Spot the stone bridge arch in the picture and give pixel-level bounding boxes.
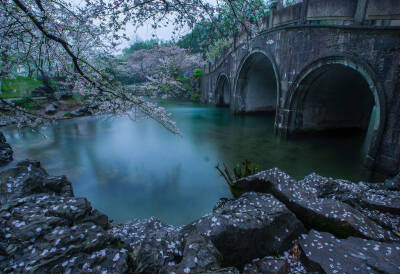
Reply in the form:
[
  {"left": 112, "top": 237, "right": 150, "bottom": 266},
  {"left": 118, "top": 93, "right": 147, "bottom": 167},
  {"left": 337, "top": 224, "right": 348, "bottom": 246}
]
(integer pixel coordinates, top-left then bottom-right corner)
[
  {"left": 215, "top": 73, "right": 231, "bottom": 107},
  {"left": 284, "top": 55, "right": 386, "bottom": 168},
  {"left": 201, "top": 2, "right": 400, "bottom": 175},
  {"left": 233, "top": 50, "right": 281, "bottom": 114}
]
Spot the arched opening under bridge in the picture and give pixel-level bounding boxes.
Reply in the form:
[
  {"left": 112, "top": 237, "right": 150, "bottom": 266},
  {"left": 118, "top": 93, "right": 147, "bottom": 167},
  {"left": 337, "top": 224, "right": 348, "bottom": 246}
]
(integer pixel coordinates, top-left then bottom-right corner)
[
  {"left": 289, "top": 63, "right": 382, "bottom": 163},
  {"left": 215, "top": 74, "right": 230, "bottom": 107},
  {"left": 235, "top": 52, "right": 279, "bottom": 113}
]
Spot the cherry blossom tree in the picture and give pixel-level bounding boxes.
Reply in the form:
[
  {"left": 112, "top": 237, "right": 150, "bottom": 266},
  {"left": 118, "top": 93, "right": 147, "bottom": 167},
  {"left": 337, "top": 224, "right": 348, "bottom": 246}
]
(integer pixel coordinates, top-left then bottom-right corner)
[{"left": 0, "top": 0, "right": 278, "bottom": 133}]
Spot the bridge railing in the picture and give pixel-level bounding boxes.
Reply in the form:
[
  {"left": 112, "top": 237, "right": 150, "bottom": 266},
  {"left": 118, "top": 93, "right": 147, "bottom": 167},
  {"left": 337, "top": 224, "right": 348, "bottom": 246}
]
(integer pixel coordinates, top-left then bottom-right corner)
[
  {"left": 205, "top": 0, "right": 400, "bottom": 73},
  {"left": 271, "top": 0, "right": 400, "bottom": 28}
]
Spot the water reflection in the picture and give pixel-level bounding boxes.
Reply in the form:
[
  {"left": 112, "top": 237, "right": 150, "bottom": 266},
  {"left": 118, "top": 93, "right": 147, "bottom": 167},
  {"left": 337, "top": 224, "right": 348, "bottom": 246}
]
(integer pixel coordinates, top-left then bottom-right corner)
[{"left": 2, "top": 101, "right": 384, "bottom": 225}]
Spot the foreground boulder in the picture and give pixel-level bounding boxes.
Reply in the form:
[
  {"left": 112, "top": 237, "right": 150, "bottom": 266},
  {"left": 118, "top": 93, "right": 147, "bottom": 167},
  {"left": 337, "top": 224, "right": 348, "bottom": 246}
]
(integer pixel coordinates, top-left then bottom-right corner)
[
  {"left": 0, "top": 160, "right": 73, "bottom": 201},
  {"left": 0, "top": 160, "right": 131, "bottom": 273},
  {"left": 244, "top": 258, "right": 289, "bottom": 274},
  {"left": 384, "top": 172, "right": 400, "bottom": 190},
  {"left": 234, "top": 168, "right": 399, "bottom": 242},
  {"left": 302, "top": 173, "right": 400, "bottom": 237},
  {"left": 299, "top": 230, "right": 400, "bottom": 273},
  {"left": 302, "top": 173, "right": 400, "bottom": 216},
  {"left": 0, "top": 132, "right": 13, "bottom": 165},
  {"left": 111, "top": 217, "right": 185, "bottom": 273},
  {"left": 184, "top": 192, "right": 306, "bottom": 268},
  {"left": 160, "top": 232, "right": 224, "bottom": 274},
  {"left": 110, "top": 217, "right": 239, "bottom": 273}
]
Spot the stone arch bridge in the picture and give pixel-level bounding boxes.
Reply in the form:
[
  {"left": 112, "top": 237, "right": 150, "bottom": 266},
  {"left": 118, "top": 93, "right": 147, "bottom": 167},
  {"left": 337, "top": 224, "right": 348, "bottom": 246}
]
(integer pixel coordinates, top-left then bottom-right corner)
[{"left": 200, "top": 0, "right": 400, "bottom": 175}]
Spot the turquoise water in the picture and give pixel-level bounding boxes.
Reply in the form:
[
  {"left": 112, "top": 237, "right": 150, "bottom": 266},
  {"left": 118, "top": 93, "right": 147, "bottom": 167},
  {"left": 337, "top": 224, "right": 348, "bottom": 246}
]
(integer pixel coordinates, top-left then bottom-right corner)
[{"left": 2, "top": 100, "right": 383, "bottom": 225}]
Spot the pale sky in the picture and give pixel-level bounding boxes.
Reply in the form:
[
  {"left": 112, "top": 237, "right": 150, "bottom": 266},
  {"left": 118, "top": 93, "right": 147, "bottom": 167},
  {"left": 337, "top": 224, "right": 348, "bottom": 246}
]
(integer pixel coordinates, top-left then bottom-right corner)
[{"left": 119, "top": 17, "right": 190, "bottom": 51}]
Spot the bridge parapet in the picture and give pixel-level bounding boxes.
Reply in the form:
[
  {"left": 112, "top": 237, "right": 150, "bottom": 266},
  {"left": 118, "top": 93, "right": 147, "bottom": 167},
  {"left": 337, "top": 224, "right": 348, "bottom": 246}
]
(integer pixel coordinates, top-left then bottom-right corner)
[
  {"left": 273, "top": 3, "right": 302, "bottom": 27},
  {"left": 366, "top": 0, "right": 400, "bottom": 25},
  {"left": 305, "top": 0, "right": 358, "bottom": 23},
  {"left": 207, "top": 0, "right": 400, "bottom": 72}
]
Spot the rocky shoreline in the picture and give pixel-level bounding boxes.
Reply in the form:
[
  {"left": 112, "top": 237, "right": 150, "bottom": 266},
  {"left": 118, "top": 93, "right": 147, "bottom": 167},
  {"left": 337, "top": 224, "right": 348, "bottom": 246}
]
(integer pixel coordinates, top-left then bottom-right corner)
[
  {"left": 0, "top": 95, "right": 94, "bottom": 128},
  {"left": 0, "top": 137, "right": 399, "bottom": 273}
]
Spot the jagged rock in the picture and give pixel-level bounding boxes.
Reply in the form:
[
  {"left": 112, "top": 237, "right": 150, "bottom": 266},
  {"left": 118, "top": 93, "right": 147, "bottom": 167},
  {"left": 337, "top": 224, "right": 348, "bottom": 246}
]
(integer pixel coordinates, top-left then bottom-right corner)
[
  {"left": 359, "top": 208, "right": 400, "bottom": 235},
  {"left": 184, "top": 192, "right": 305, "bottom": 268},
  {"left": 301, "top": 173, "right": 400, "bottom": 237},
  {"left": 110, "top": 217, "right": 184, "bottom": 273},
  {"left": 200, "top": 267, "right": 240, "bottom": 273},
  {"left": 0, "top": 160, "right": 131, "bottom": 273},
  {"left": 111, "top": 193, "right": 305, "bottom": 272},
  {"left": 384, "top": 172, "right": 400, "bottom": 190},
  {"left": 0, "top": 160, "right": 73, "bottom": 202},
  {"left": 302, "top": 173, "right": 400, "bottom": 215},
  {"left": 110, "top": 217, "right": 230, "bottom": 274},
  {"left": 244, "top": 257, "right": 289, "bottom": 274},
  {"left": 234, "top": 169, "right": 398, "bottom": 242},
  {"left": 0, "top": 132, "right": 13, "bottom": 165},
  {"left": 45, "top": 103, "right": 58, "bottom": 115},
  {"left": 160, "top": 232, "right": 223, "bottom": 274},
  {"left": 299, "top": 230, "right": 400, "bottom": 273}
]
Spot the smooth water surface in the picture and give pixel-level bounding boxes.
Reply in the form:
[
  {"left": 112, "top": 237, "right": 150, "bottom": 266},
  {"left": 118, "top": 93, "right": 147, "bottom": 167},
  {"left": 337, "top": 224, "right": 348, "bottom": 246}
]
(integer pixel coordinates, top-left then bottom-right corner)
[{"left": 2, "top": 100, "right": 381, "bottom": 225}]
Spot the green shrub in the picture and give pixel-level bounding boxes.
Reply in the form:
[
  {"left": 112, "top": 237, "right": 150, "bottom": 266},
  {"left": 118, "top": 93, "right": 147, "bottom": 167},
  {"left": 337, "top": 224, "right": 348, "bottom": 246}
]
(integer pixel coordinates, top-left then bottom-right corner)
[
  {"left": 190, "top": 93, "right": 201, "bottom": 102},
  {"left": 1, "top": 76, "right": 43, "bottom": 98},
  {"left": 64, "top": 112, "right": 71, "bottom": 117},
  {"left": 193, "top": 68, "right": 203, "bottom": 80},
  {"left": 216, "top": 160, "right": 260, "bottom": 198},
  {"left": 177, "top": 74, "right": 191, "bottom": 84}
]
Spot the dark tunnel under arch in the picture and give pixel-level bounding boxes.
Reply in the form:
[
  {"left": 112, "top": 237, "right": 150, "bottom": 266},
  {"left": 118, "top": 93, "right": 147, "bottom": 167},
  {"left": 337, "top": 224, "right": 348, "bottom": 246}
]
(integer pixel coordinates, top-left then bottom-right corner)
[
  {"left": 235, "top": 51, "right": 279, "bottom": 113},
  {"left": 286, "top": 58, "right": 386, "bottom": 167},
  {"left": 215, "top": 74, "right": 231, "bottom": 107}
]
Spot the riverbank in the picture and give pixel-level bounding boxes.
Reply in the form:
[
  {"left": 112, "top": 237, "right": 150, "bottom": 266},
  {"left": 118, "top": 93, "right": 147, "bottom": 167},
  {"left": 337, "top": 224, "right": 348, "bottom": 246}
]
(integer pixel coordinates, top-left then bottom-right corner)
[
  {"left": 1, "top": 135, "right": 399, "bottom": 273},
  {"left": 0, "top": 96, "right": 94, "bottom": 128}
]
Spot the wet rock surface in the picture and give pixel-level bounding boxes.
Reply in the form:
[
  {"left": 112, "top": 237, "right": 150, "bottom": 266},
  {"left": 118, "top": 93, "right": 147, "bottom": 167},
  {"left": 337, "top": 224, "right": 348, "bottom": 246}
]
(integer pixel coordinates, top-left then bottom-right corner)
[
  {"left": 185, "top": 192, "right": 305, "bottom": 268},
  {"left": 0, "top": 160, "right": 131, "bottom": 273},
  {"left": 110, "top": 217, "right": 238, "bottom": 273},
  {"left": 244, "top": 258, "right": 289, "bottom": 274},
  {"left": 299, "top": 230, "right": 400, "bottom": 273},
  {"left": 303, "top": 173, "right": 400, "bottom": 216},
  {"left": 110, "top": 217, "right": 184, "bottom": 273},
  {"left": 0, "top": 132, "right": 13, "bottom": 165},
  {"left": 1, "top": 159, "right": 399, "bottom": 273},
  {"left": 234, "top": 168, "right": 400, "bottom": 242}
]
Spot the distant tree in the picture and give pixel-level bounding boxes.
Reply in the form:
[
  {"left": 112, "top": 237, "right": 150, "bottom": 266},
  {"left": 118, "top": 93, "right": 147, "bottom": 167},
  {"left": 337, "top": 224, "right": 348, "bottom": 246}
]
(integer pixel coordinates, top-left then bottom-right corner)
[
  {"left": 177, "top": 0, "right": 272, "bottom": 57},
  {"left": 122, "top": 39, "right": 174, "bottom": 56}
]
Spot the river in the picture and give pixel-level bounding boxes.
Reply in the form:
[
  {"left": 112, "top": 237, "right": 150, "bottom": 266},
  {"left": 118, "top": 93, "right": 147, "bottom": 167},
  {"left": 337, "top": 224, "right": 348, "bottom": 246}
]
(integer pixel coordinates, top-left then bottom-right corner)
[{"left": 2, "top": 100, "right": 383, "bottom": 225}]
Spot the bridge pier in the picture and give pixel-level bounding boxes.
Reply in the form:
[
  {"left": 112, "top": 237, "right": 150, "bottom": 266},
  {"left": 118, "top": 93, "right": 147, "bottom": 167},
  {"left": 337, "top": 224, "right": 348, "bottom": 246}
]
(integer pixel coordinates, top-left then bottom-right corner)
[
  {"left": 274, "top": 108, "right": 295, "bottom": 137},
  {"left": 355, "top": 0, "right": 369, "bottom": 24}
]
